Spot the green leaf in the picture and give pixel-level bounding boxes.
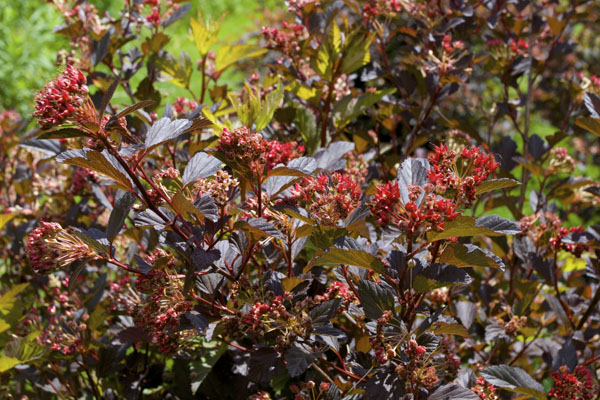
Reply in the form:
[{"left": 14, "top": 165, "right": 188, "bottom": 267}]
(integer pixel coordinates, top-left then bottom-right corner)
[
  {"left": 358, "top": 280, "right": 395, "bottom": 319},
  {"left": 190, "top": 342, "right": 228, "bottom": 394},
  {"left": 172, "top": 191, "right": 205, "bottom": 222},
  {"left": 439, "top": 243, "right": 505, "bottom": 270},
  {"left": 333, "top": 88, "right": 396, "bottom": 129},
  {"left": 0, "top": 283, "right": 28, "bottom": 334},
  {"left": 432, "top": 322, "right": 470, "bottom": 337},
  {"left": 575, "top": 117, "right": 600, "bottom": 137},
  {"left": 36, "top": 127, "right": 88, "bottom": 139},
  {"left": 0, "top": 356, "right": 20, "bottom": 372},
  {"left": 255, "top": 81, "right": 284, "bottom": 131},
  {"left": 56, "top": 149, "right": 133, "bottom": 190},
  {"left": 0, "top": 213, "right": 17, "bottom": 230},
  {"left": 153, "top": 51, "right": 193, "bottom": 89},
  {"left": 341, "top": 32, "right": 373, "bottom": 74},
  {"left": 480, "top": 365, "right": 546, "bottom": 399},
  {"left": 215, "top": 44, "right": 267, "bottom": 73},
  {"left": 295, "top": 106, "right": 319, "bottom": 154},
  {"left": 312, "top": 248, "right": 385, "bottom": 274},
  {"left": 312, "top": 23, "right": 342, "bottom": 79},
  {"left": 428, "top": 216, "right": 520, "bottom": 241},
  {"left": 190, "top": 13, "right": 222, "bottom": 56},
  {"left": 476, "top": 178, "right": 521, "bottom": 194}
]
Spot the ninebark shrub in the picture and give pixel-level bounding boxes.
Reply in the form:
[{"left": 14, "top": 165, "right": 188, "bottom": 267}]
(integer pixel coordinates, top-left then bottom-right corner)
[{"left": 1, "top": 0, "right": 600, "bottom": 399}]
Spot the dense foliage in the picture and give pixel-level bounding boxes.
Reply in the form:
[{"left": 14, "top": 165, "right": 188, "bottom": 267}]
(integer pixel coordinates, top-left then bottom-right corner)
[{"left": 1, "top": 0, "right": 600, "bottom": 399}]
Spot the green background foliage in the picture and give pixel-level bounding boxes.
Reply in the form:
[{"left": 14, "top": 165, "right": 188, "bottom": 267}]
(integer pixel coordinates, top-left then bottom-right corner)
[{"left": 0, "top": 0, "right": 282, "bottom": 115}]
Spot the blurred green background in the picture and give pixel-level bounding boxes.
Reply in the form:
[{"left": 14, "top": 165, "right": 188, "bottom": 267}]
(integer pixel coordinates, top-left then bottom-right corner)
[{"left": 0, "top": 0, "right": 282, "bottom": 116}]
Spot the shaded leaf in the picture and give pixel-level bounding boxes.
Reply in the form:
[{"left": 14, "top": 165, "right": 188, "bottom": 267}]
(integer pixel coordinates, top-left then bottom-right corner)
[
  {"left": 57, "top": 149, "right": 133, "bottom": 190},
  {"left": 116, "top": 100, "right": 155, "bottom": 118},
  {"left": 313, "top": 141, "right": 355, "bottom": 171},
  {"left": 193, "top": 194, "right": 219, "bottom": 222},
  {"left": 428, "top": 216, "right": 520, "bottom": 241},
  {"left": 358, "top": 280, "right": 395, "bottom": 319},
  {"left": 106, "top": 191, "right": 135, "bottom": 242},
  {"left": 428, "top": 384, "right": 478, "bottom": 400},
  {"left": 312, "top": 248, "right": 385, "bottom": 274},
  {"left": 480, "top": 365, "right": 546, "bottom": 399},
  {"left": 439, "top": 243, "right": 505, "bottom": 270},
  {"left": 476, "top": 178, "right": 520, "bottom": 195},
  {"left": 182, "top": 152, "right": 222, "bottom": 186},
  {"left": 235, "top": 218, "right": 285, "bottom": 240},
  {"left": 285, "top": 343, "right": 317, "bottom": 377},
  {"left": 145, "top": 117, "right": 192, "bottom": 149},
  {"left": 215, "top": 44, "right": 267, "bottom": 72},
  {"left": 310, "top": 298, "right": 342, "bottom": 326}
]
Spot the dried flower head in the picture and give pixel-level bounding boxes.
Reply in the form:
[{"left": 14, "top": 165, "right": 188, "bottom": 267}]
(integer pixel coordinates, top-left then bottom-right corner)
[{"left": 26, "top": 222, "right": 99, "bottom": 274}]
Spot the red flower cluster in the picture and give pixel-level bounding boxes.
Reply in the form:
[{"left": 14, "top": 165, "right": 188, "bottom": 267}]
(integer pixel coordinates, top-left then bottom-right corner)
[
  {"left": 264, "top": 140, "right": 305, "bottom": 170},
  {"left": 428, "top": 144, "right": 499, "bottom": 206},
  {"left": 314, "top": 281, "right": 358, "bottom": 306},
  {"left": 173, "top": 97, "right": 198, "bottom": 116},
  {"left": 217, "top": 127, "right": 303, "bottom": 178},
  {"left": 68, "top": 168, "right": 98, "bottom": 198},
  {"left": 362, "top": 0, "right": 402, "bottom": 18},
  {"left": 133, "top": 270, "right": 193, "bottom": 354},
  {"left": 217, "top": 127, "right": 266, "bottom": 174},
  {"left": 33, "top": 65, "right": 91, "bottom": 129},
  {"left": 549, "top": 365, "right": 596, "bottom": 400},
  {"left": 550, "top": 226, "right": 590, "bottom": 257},
  {"left": 146, "top": 8, "right": 161, "bottom": 26},
  {"left": 262, "top": 22, "right": 307, "bottom": 55},
  {"left": 290, "top": 172, "right": 362, "bottom": 225},
  {"left": 369, "top": 182, "right": 459, "bottom": 233},
  {"left": 472, "top": 377, "right": 499, "bottom": 400}
]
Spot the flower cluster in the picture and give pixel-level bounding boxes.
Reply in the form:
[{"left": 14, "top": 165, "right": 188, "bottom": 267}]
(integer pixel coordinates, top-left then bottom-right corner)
[
  {"left": 363, "top": 0, "right": 403, "bottom": 18},
  {"left": 394, "top": 339, "right": 439, "bottom": 390},
  {"left": 264, "top": 140, "right": 305, "bottom": 170},
  {"left": 173, "top": 97, "right": 198, "bottom": 116},
  {"left": 314, "top": 281, "right": 358, "bottom": 308},
  {"left": 471, "top": 377, "right": 499, "bottom": 400},
  {"left": 428, "top": 145, "right": 499, "bottom": 206},
  {"left": 287, "top": 0, "right": 320, "bottom": 13},
  {"left": 33, "top": 65, "right": 92, "bottom": 129},
  {"left": 548, "top": 147, "right": 576, "bottom": 175},
  {"left": 262, "top": 22, "right": 308, "bottom": 56},
  {"left": 68, "top": 168, "right": 98, "bottom": 198},
  {"left": 520, "top": 213, "right": 589, "bottom": 257},
  {"left": 371, "top": 310, "right": 396, "bottom": 363},
  {"left": 194, "top": 170, "right": 239, "bottom": 207},
  {"left": 26, "top": 222, "right": 98, "bottom": 274},
  {"left": 223, "top": 293, "right": 313, "bottom": 352},
  {"left": 550, "top": 226, "right": 589, "bottom": 257},
  {"left": 369, "top": 182, "right": 459, "bottom": 233},
  {"left": 290, "top": 172, "right": 362, "bottom": 225},
  {"left": 549, "top": 365, "right": 596, "bottom": 400},
  {"left": 132, "top": 269, "right": 193, "bottom": 354},
  {"left": 217, "top": 127, "right": 267, "bottom": 174}
]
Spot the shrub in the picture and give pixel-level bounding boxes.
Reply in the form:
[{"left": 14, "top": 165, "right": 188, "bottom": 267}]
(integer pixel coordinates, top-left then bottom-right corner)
[{"left": 1, "top": 0, "right": 600, "bottom": 399}]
